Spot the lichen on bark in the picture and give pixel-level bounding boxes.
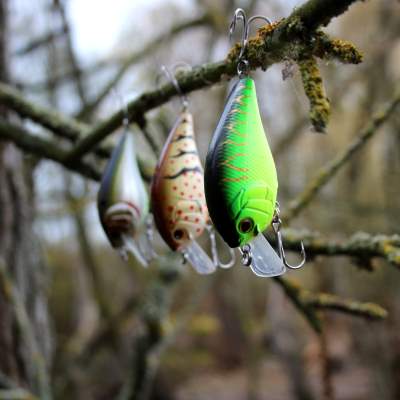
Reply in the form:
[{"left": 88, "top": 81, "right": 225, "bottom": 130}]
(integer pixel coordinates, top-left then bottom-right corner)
[
  {"left": 298, "top": 56, "right": 330, "bottom": 133},
  {"left": 313, "top": 31, "right": 363, "bottom": 64}
]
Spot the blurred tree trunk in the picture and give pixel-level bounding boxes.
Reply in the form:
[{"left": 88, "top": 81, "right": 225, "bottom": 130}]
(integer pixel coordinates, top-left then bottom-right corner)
[{"left": 0, "top": 0, "right": 52, "bottom": 391}]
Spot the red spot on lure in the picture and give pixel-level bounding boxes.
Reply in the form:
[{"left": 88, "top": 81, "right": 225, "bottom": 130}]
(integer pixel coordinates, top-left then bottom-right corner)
[{"left": 151, "top": 110, "right": 209, "bottom": 253}]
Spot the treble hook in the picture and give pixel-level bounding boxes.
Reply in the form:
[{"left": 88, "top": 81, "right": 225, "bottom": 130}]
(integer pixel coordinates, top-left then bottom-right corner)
[
  {"left": 158, "top": 64, "right": 189, "bottom": 110},
  {"left": 206, "top": 225, "right": 235, "bottom": 269},
  {"left": 271, "top": 203, "right": 306, "bottom": 269},
  {"left": 229, "top": 8, "right": 272, "bottom": 76}
]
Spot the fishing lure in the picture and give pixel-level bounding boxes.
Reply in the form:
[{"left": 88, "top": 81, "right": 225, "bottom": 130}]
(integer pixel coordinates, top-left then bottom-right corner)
[
  {"left": 204, "top": 9, "right": 305, "bottom": 277},
  {"left": 97, "top": 121, "right": 149, "bottom": 266},
  {"left": 151, "top": 66, "right": 234, "bottom": 274}
]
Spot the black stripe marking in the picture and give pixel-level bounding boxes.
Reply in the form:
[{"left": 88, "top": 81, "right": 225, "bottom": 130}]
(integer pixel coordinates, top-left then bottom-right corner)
[
  {"left": 171, "top": 149, "right": 198, "bottom": 158},
  {"left": 164, "top": 166, "right": 202, "bottom": 179},
  {"left": 173, "top": 134, "right": 194, "bottom": 142}
]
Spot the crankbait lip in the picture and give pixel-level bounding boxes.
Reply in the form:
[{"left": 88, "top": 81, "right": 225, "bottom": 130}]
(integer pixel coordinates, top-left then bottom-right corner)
[
  {"left": 103, "top": 201, "right": 141, "bottom": 232},
  {"left": 104, "top": 201, "right": 141, "bottom": 220}
]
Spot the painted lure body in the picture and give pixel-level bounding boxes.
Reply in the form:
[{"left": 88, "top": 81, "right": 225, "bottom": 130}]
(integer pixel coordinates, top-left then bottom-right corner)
[
  {"left": 205, "top": 76, "right": 285, "bottom": 277},
  {"left": 151, "top": 110, "right": 216, "bottom": 274},
  {"left": 98, "top": 129, "right": 149, "bottom": 265}
]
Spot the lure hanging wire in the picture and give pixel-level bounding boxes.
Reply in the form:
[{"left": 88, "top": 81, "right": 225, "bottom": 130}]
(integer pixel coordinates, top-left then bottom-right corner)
[
  {"left": 97, "top": 107, "right": 150, "bottom": 266},
  {"left": 151, "top": 65, "right": 235, "bottom": 274},
  {"left": 204, "top": 8, "right": 305, "bottom": 277}
]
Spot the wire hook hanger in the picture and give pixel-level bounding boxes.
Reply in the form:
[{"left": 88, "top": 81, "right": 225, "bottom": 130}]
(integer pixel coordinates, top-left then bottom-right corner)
[
  {"left": 111, "top": 88, "right": 130, "bottom": 129},
  {"left": 272, "top": 203, "right": 306, "bottom": 269},
  {"left": 158, "top": 64, "right": 190, "bottom": 110},
  {"left": 229, "top": 8, "right": 272, "bottom": 77}
]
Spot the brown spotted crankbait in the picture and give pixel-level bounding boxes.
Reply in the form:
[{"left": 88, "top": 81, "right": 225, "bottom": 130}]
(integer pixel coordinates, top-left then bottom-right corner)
[
  {"left": 150, "top": 65, "right": 235, "bottom": 273},
  {"left": 151, "top": 107, "right": 217, "bottom": 274}
]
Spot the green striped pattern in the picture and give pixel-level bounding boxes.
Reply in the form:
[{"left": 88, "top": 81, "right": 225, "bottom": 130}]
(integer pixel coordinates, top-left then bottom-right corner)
[{"left": 205, "top": 77, "right": 278, "bottom": 247}]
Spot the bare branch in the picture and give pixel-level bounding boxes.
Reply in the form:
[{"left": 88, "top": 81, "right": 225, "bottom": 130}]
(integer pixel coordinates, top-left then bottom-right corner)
[
  {"left": 14, "top": 27, "right": 66, "bottom": 56},
  {"left": 285, "top": 84, "right": 400, "bottom": 221},
  {"left": 0, "top": 82, "right": 89, "bottom": 140},
  {"left": 76, "top": 14, "right": 210, "bottom": 120},
  {"left": 305, "top": 293, "right": 388, "bottom": 320},
  {"left": 274, "top": 276, "right": 322, "bottom": 333},
  {"left": 274, "top": 275, "right": 387, "bottom": 334},
  {"left": 52, "top": 0, "right": 88, "bottom": 106},
  {"left": 0, "top": 119, "right": 101, "bottom": 180}
]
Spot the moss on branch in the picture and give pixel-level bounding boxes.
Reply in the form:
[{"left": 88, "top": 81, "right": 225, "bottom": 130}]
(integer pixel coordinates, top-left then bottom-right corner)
[
  {"left": 276, "top": 230, "right": 400, "bottom": 270},
  {"left": 298, "top": 56, "right": 330, "bottom": 132},
  {"left": 275, "top": 275, "right": 387, "bottom": 334},
  {"left": 313, "top": 31, "right": 363, "bottom": 64},
  {"left": 306, "top": 293, "right": 388, "bottom": 320}
]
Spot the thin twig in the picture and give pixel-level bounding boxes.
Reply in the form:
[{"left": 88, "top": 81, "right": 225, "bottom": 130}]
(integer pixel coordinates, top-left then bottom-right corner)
[
  {"left": 284, "top": 84, "right": 400, "bottom": 221},
  {"left": 76, "top": 14, "right": 210, "bottom": 120},
  {"left": 52, "top": 0, "right": 88, "bottom": 107},
  {"left": 14, "top": 27, "right": 67, "bottom": 56},
  {"left": 274, "top": 275, "right": 387, "bottom": 334}
]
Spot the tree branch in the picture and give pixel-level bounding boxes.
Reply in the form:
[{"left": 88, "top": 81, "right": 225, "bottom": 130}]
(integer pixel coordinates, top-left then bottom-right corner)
[
  {"left": 76, "top": 14, "right": 210, "bottom": 120},
  {"left": 0, "top": 0, "right": 363, "bottom": 165},
  {"left": 284, "top": 83, "right": 400, "bottom": 221},
  {"left": 0, "top": 259, "right": 52, "bottom": 400},
  {"left": 305, "top": 292, "right": 387, "bottom": 320},
  {"left": 0, "top": 119, "right": 101, "bottom": 180},
  {"left": 279, "top": 229, "right": 400, "bottom": 270},
  {"left": 52, "top": 0, "right": 88, "bottom": 107},
  {"left": 0, "top": 82, "right": 88, "bottom": 140},
  {"left": 64, "top": 0, "right": 362, "bottom": 162},
  {"left": 17, "top": 15, "right": 209, "bottom": 95},
  {"left": 14, "top": 27, "right": 67, "bottom": 56},
  {"left": 275, "top": 275, "right": 387, "bottom": 335},
  {"left": 274, "top": 276, "right": 322, "bottom": 333}
]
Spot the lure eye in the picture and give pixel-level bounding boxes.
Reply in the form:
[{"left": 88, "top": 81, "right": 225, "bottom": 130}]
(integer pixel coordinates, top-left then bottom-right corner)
[
  {"left": 173, "top": 229, "right": 185, "bottom": 241},
  {"left": 238, "top": 218, "right": 254, "bottom": 234}
]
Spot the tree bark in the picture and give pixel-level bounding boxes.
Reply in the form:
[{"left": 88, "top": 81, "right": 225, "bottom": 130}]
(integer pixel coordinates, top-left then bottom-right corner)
[{"left": 0, "top": 0, "right": 52, "bottom": 394}]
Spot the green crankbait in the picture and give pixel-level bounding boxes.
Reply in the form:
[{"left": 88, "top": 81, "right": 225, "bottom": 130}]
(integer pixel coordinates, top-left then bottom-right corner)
[
  {"left": 205, "top": 76, "right": 277, "bottom": 248},
  {"left": 204, "top": 9, "right": 305, "bottom": 277}
]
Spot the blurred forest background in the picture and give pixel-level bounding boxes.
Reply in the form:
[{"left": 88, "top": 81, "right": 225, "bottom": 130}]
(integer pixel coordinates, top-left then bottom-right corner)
[{"left": 0, "top": 0, "right": 399, "bottom": 399}]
